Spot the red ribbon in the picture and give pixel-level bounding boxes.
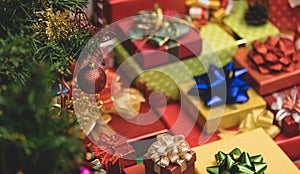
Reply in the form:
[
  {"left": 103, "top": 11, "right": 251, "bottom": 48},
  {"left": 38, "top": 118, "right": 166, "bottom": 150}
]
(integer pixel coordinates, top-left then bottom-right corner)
[
  {"left": 282, "top": 94, "right": 300, "bottom": 114},
  {"left": 86, "top": 133, "right": 131, "bottom": 172}
]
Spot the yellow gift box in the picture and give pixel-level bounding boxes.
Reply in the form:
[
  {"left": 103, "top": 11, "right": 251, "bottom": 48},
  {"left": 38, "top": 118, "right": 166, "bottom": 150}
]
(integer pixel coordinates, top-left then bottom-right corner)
[
  {"left": 180, "top": 82, "right": 266, "bottom": 134},
  {"left": 192, "top": 128, "right": 299, "bottom": 173}
]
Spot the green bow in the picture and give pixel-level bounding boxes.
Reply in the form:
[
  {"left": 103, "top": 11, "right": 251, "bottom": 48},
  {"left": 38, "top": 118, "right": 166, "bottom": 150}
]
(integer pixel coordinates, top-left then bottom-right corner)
[{"left": 206, "top": 148, "right": 267, "bottom": 174}]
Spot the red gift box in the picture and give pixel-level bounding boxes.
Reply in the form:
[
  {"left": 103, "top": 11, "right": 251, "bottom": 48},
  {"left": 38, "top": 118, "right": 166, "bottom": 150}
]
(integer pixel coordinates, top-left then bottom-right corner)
[
  {"left": 103, "top": 0, "right": 187, "bottom": 24},
  {"left": 85, "top": 133, "right": 137, "bottom": 172},
  {"left": 115, "top": 18, "right": 202, "bottom": 69},
  {"left": 108, "top": 102, "right": 169, "bottom": 142},
  {"left": 264, "top": 85, "right": 300, "bottom": 137},
  {"left": 233, "top": 46, "right": 300, "bottom": 95},
  {"left": 143, "top": 150, "right": 196, "bottom": 174},
  {"left": 268, "top": 0, "right": 300, "bottom": 31},
  {"left": 275, "top": 132, "right": 300, "bottom": 161}
]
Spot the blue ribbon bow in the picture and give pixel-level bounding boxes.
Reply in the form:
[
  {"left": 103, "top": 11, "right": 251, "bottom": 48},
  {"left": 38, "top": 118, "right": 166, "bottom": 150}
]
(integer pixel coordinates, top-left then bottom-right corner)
[
  {"left": 188, "top": 62, "right": 250, "bottom": 107},
  {"left": 52, "top": 81, "right": 69, "bottom": 96}
]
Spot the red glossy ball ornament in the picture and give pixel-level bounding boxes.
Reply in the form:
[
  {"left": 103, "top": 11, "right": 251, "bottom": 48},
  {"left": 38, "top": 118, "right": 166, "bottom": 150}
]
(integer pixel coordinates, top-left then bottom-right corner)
[{"left": 77, "top": 62, "right": 107, "bottom": 94}]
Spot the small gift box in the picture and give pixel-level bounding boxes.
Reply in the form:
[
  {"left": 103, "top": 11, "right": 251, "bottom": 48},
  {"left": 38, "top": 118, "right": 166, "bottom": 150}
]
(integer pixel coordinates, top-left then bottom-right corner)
[
  {"left": 264, "top": 86, "right": 300, "bottom": 137},
  {"left": 233, "top": 42, "right": 300, "bottom": 95},
  {"left": 193, "top": 128, "right": 299, "bottom": 173},
  {"left": 103, "top": 0, "right": 186, "bottom": 24},
  {"left": 180, "top": 62, "right": 266, "bottom": 133},
  {"left": 143, "top": 134, "right": 196, "bottom": 174},
  {"left": 115, "top": 10, "right": 202, "bottom": 69},
  {"left": 85, "top": 133, "right": 137, "bottom": 172},
  {"left": 223, "top": 0, "right": 279, "bottom": 48},
  {"left": 114, "top": 22, "right": 237, "bottom": 101}
]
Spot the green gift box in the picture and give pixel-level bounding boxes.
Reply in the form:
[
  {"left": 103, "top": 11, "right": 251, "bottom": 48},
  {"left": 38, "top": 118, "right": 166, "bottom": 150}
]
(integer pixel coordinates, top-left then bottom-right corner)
[
  {"left": 223, "top": 0, "right": 279, "bottom": 48},
  {"left": 114, "top": 22, "right": 237, "bottom": 101}
]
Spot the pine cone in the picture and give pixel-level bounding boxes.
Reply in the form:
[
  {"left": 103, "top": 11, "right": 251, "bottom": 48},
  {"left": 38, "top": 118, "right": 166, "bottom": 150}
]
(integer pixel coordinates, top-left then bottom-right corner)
[{"left": 245, "top": 2, "right": 269, "bottom": 26}]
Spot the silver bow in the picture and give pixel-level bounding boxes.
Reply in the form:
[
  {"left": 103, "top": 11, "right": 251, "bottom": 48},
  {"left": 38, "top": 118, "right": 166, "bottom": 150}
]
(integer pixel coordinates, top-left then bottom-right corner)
[
  {"left": 271, "top": 87, "right": 300, "bottom": 129},
  {"left": 147, "top": 134, "right": 192, "bottom": 170}
]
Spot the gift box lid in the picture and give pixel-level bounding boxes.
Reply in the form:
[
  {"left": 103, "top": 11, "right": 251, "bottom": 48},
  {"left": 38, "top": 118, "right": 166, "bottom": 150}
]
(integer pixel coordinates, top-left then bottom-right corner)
[{"left": 192, "top": 128, "right": 299, "bottom": 173}]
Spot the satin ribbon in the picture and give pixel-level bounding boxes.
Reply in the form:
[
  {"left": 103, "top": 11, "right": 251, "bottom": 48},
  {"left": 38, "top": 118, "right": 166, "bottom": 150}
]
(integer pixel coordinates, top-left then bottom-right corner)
[
  {"left": 128, "top": 4, "right": 191, "bottom": 48},
  {"left": 147, "top": 134, "right": 193, "bottom": 172},
  {"left": 206, "top": 148, "right": 267, "bottom": 174},
  {"left": 189, "top": 62, "right": 250, "bottom": 107},
  {"left": 218, "top": 108, "right": 280, "bottom": 139},
  {"left": 86, "top": 133, "right": 134, "bottom": 173},
  {"left": 271, "top": 87, "right": 300, "bottom": 129}
]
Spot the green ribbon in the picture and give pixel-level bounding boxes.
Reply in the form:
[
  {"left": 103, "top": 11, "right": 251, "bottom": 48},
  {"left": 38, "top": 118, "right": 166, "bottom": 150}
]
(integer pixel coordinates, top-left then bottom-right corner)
[{"left": 206, "top": 148, "right": 267, "bottom": 174}]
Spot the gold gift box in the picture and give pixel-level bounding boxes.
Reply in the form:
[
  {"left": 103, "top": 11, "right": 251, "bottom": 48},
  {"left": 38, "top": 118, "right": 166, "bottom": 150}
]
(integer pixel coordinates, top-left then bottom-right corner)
[
  {"left": 192, "top": 128, "right": 299, "bottom": 173},
  {"left": 180, "top": 82, "right": 266, "bottom": 134}
]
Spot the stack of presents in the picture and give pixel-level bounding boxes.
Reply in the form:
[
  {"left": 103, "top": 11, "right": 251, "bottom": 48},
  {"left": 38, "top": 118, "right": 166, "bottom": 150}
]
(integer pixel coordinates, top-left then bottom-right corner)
[{"left": 81, "top": 0, "right": 300, "bottom": 173}]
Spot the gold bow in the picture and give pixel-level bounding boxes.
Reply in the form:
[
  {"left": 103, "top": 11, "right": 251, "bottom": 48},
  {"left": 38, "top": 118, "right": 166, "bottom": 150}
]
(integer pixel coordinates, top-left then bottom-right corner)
[
  {"left": 271, "top": 87, "right": 300, "bottom": 128},
  {"left": 219, "top": 108, "right": 280, "bottom": 139},
  {"left": 147, "top": 134, "right": 192, "bottom": 172}
]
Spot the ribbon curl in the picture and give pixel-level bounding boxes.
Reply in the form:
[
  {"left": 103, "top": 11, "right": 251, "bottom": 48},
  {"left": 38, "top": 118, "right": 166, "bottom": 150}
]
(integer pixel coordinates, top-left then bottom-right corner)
[
  {"left": 147, "top": 134, "right": 193, "bottom": 172},
  {"left": 189, "top": 62, "right": 250, "bottom": 107},
  {"left": 271, "top": 87, "right": 300, "bottom": 129},
  {"left": 207, "top": 148, "right": 267, "bottom": 174}
]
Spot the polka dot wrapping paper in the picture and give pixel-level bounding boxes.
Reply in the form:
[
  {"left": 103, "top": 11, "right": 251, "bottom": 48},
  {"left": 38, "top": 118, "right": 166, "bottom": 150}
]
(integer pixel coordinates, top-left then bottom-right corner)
[
  {"left": 114, "top": 22, "right": 237, "bottom": 101},
  {"left": 269, "top": 0, "right": 300, "bottom": 31},
  {"left": 223, "top": 0, "right": 279, "bottom": 49}
]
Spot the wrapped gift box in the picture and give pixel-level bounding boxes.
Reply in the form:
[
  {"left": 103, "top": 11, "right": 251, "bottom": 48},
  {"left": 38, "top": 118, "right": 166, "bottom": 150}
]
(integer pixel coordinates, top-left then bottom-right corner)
[
  {"left": 115, "top": 18, "right": 202, "bottom": 69},
  {"left": 180, "top": 81, "right": 266, "bottom": 134},
  {"left": 269, "top": 0, "right": 300, "bottom": 31},
  {"left": 143, "top": 150, "right": 196, "bottom": 174},
  {"left": 85, "top": 133, "right": 137, "bottom": 170},
  {"left": 275, "top": 133, "right": 300, "bottom": 161},
  {"left": 155, "top": 103, "right": 222, "bottom": 147},
  {"left": 264, "top": 85, "right": 300, "bottom": 137},
  {"left": 193, "top": 128, "right": 299, "bottom": 173},
  {"left": 103, "top": 0, "right": 186, "bottom": 24},
  {"left": 108, "top": 102, "right": 169, "bottom": 142},
  {"left": 233, "top": 47, "right": 300, "bottom": 95},
  {"left": 223, "top": 0, "right": 279, "bottom": 48},
  {"left": 158, "top": 103, "right": 300, "bottom": 161},
  {"left": 114, "top": 22, "right": 237, "bottom": 101}
]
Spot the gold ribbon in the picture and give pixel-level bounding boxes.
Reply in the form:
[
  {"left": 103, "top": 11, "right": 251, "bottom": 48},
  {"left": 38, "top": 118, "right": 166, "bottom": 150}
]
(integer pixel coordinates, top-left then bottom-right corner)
[
  {"left": 271, "top": 87, "right": 300, "bottom": 129},
  {"left": 185, "top": 0, "right": 221, "bottom": 9},
  {"left": 148, "top": 134, "right": 193, "bottom": 172},
  {"left": 219, "top": 108, "right": 280, "bottom": 139}
]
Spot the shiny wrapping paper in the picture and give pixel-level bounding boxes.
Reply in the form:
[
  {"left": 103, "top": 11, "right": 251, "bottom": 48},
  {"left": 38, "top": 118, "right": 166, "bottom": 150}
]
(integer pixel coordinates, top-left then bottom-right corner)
[
  {"left": 114, "top": 22, "right": 237, "bottom": 101},
  {"left": 180, "top": 81, "right": 266, "bottom": 134},
  {"left": 144, "top": 151, "right": 196, "bottom": 174},
  {"left": 192, "top": 128, "right": 299, "bottom": 173},
  {"left": 223, "top": 0, "right": 279, "bottom": 49},
  {"left": 264, "top": 85, "right": 300, "bottom": 137},
  {"left": 233, "top": 47, "right": 300, "bottom": 95},
  {"left": 115, "top": 18, "right": 202, "bottom": 69},
  {"left": 103, "top": 0, "right": 186, "bottom": 24}
]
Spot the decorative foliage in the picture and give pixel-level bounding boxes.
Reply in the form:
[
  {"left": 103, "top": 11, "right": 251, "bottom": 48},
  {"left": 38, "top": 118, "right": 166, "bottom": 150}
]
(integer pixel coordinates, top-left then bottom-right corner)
[{"left": 0, "top": 64, "right": 84, "bottom": 174}]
